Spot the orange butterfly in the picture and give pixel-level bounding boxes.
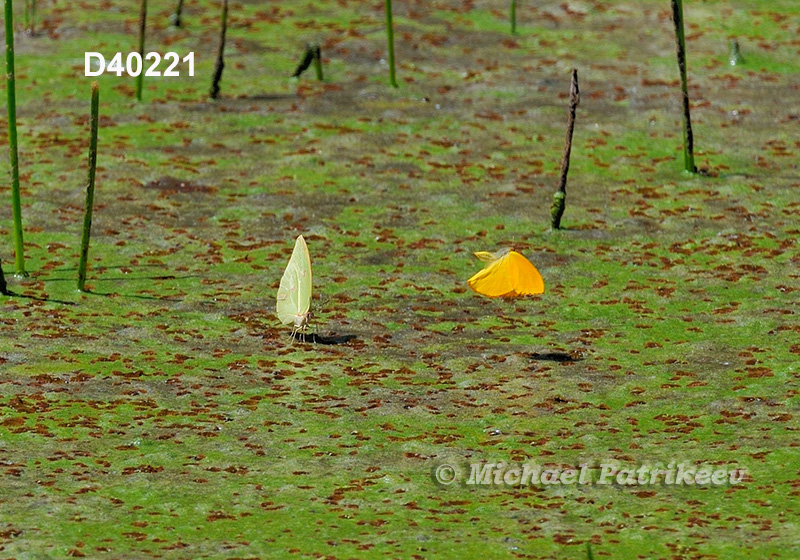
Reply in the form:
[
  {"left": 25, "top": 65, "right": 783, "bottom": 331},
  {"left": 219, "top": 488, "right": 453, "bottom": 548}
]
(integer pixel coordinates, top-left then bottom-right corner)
[{"left": 467, "top": 248, "right": 545, "bottom": 298}]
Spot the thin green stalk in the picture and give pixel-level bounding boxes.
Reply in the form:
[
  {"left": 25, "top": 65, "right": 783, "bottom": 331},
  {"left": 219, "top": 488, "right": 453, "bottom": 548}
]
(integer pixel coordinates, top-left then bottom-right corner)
[
  {"left": 4, "top": 0, "right": 26, "bottom": 276},
  {"left": 78, "top": 82, "right": 100, "bottom": 293},
  {"left": 384, "top": 0, "right": 398, "bottom": 88},
  {"left": 313, "top": 45, "right": 323, "bottom": 81},
  {"left": 551, "top": 69, "right": 580, "bottom": 230},
  {"left": 171, "top": 0, "right": 184, "bottom": 27},
  {"left": 136, "top": 0, "right": 147, "bottom": 101},
  {"left": 510, "top": 0, "right": 517, "bottom": 35},
  {"left": 29, "top": 0, "right": 34, "bottom": 34},
  {"left": 209, "top": 0, "right": 228, "bottom": 99},
  {"left": 671, "top": 0, "right": 696, "bottom": 173}
]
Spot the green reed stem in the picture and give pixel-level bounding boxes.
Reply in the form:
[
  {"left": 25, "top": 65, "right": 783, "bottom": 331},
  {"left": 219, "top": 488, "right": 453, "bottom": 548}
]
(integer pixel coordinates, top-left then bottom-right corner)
[
  {"left": 136, "top": 0, "right": 147, "bottom": 101},
  {"left": 4, "top": 0, "right": 26, "bottom": 276},
  {"left": 78, "top": 82, "right": 100, "bottom": 292},
  {"left": 671, "top": 0, "right": 696, "bottom": 173},
  {"left": 384, "top": 0, "right": 398, "bottom": 88},
  {"left": 313, "top": 45, "right": 323, "bottom": 81},
  {"left": 209, "top": 0, "right": 228, "bottom": 99},
  {"left": 510, "top": 0, "right": 517, "bottom": 35}
]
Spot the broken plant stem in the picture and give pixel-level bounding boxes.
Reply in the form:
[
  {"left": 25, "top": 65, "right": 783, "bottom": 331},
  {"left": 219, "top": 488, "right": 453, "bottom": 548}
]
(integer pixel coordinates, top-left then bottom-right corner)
[
  {"left": 78, "top": 82, "right": 100, "bottom": 293},
  {"left": 551, "top": 68, "right": 580, "bottom": 230},
  {"left": 136, "top": 0, "right": 147, "bottom": 101},
  {"left": 291, "top": 45, "right": 315, "bottom": 78},
  {"left": 671, "top": 0, "right": 696, "bottom": 173},
  {"left": 209, "top": 0, "right": 228, "bottom": 99},
  {"left": 4, "top": 0, "right": 26, "bottom": 276},
  {"left": 384, "top": 0, "right": 398, "bottom": 88},
  {"left": 728, "top": 38, "right": 744, "bottom": 66}
]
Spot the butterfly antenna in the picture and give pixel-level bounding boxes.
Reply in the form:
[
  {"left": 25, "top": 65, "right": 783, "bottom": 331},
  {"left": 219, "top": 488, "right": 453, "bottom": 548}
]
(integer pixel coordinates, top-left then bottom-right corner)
[{"left": 315, "top": 294, "right": 332, "bottom": 318}]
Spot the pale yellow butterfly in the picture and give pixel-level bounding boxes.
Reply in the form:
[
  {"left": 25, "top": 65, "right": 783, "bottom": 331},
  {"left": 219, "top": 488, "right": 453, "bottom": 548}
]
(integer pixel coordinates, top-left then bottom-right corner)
[{"left": 276, "top": 235, "right": 312, "bottom": 340}]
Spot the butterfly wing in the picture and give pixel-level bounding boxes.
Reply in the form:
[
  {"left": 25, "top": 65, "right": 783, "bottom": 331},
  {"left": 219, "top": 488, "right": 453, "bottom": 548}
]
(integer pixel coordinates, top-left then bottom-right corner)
[
  {"left": 467, "top": 249, "right": 544, "bottom": 298},
  {"left": 506, "top": 251, "right": 544, "bottom": 296},
  {"left": 468, "top": 252, "right": 516, "bottom": 298},
  {"left": 276, "top": 235, "right": 312, "bottom": 326}
]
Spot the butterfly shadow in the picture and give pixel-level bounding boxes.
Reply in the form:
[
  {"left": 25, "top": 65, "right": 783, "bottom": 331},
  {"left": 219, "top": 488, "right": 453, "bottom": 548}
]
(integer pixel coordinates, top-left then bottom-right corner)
[
  {"left": 297, "top": 332, "right": 357, "bottom": 345},
  {"left": 528, "top": 352, "right": 583, "bottom": 363}
]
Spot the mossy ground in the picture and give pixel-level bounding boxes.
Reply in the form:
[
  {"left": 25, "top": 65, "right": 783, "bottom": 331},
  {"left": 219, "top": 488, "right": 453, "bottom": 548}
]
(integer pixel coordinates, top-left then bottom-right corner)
[{"left": 1, "top": 0, "right": 799, "bottom": 558}]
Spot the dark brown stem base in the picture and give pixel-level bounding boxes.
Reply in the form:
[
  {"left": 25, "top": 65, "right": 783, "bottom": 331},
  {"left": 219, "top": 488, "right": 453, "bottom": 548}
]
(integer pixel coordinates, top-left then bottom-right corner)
[{"left": 0, "top": 258, "right": 8, "bottom": 295}]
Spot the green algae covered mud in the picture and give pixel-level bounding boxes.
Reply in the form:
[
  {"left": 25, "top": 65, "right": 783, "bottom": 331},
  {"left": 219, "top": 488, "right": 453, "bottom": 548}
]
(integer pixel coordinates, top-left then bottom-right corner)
[{"left": 0, "top": 1, "right": 799, "bottom": 558}]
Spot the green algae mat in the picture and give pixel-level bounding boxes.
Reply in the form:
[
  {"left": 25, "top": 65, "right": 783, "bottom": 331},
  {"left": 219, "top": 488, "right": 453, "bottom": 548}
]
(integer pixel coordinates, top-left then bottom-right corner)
[{"left": 1, "top": 1, "right": 799, "bottom": 558}]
